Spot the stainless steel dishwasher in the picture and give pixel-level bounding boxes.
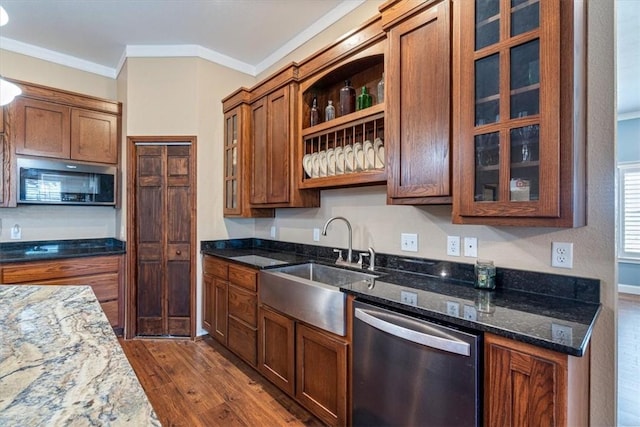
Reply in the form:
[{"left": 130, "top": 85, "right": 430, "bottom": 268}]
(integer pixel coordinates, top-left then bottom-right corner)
[{"left": 352, "top": 300, "right": 481, "bottom": 427}]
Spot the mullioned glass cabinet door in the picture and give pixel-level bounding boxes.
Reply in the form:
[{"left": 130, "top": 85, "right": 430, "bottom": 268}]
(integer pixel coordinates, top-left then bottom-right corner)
[
  {"left": 223, "top": 110, "right": 240, "bottom": 215},
  {"left": 458, "top": 0, "right": 561, "bottom": 219}
]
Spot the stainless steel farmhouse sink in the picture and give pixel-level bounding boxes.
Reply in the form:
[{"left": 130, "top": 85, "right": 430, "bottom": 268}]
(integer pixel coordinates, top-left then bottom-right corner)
[{"left": 259, "top": 263, "right": 377, "bottom": 336}]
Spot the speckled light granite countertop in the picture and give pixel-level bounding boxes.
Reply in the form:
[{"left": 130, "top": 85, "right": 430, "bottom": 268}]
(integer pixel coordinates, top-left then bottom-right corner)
[{"left": 0, "top": 285, "right": 159, "bottom": 426}]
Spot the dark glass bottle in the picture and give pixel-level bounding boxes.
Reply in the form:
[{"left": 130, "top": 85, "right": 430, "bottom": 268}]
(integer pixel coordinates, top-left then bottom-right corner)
[
  {"left": 310, "top": 95, "right": 319, "bottom": 126},
  {"left": 340, "top": 80, "right": 356, "bottom": 116}
]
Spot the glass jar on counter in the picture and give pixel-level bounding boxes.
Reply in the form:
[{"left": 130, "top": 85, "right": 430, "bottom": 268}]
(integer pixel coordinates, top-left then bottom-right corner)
[{"left": 474, "top": 259, "right": 496, "bottom": 290}]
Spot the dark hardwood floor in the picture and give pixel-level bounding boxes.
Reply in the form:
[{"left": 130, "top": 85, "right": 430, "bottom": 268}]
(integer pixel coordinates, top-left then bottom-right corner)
[
  {"left": 119, "top": 337, "right": 324, "bottom": 427},
  {"left": 618, "top": 293, "right": 640, "bottom": 427}
]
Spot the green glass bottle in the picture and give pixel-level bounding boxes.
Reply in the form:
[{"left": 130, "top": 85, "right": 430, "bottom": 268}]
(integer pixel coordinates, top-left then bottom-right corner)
[{"left": 356, "top": 86, "right": 372, "bottom": 111}]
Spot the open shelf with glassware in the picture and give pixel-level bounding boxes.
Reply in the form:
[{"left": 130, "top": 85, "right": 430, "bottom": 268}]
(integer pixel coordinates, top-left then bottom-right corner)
[{"left": 298, "top": 49, "right": 386, "bottom": 189}]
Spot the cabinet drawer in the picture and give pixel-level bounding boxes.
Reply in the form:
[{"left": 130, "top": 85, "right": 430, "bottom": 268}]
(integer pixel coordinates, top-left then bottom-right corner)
[
  {"left": 228, "top": 317, "right": 257, "bottom": 366},
  {"left": 18, "top": 273, "right": 119, "bottom": 302},
  {"left": 203, "top": 256, "right": 228, "bottom": 280},
  {"left": 228, "top": 284, "right": 257, "bottom": 327},
  {"left": 1, "top": 255, "right": 121, "bottom": 283},
  {"left": 229, "top": 264, "right": 257, "bottom": 291}
]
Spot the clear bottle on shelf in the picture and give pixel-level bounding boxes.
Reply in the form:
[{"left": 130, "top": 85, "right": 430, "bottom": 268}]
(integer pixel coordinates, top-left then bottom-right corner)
[
  {"left": 325, "top": 100, "right": 335, "bottom": 121},
  {"left": 377, "top": 73, "right": 385, "bottom": 104}
]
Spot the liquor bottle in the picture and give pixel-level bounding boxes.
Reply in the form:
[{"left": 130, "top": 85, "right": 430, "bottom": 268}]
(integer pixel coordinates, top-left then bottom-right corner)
[
  {"left": 310, "top": 95, "right": 319, "bottom": 126},
  {"left": 356, "top": 86, "right": 372, "bottom": 111},
  {"left": 325, "top": 100, "right": 335, "bottom": 121},
  {"left": 340, "top": 80, "right": 356, "bottom": 116},
  {"left": 377, "top": 73, "right": 385, "bottom": 104}
]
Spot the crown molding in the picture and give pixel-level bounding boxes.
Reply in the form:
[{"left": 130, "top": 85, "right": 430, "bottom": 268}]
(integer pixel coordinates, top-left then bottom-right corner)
[
  {"left": 1, "top": 36, "right": 117, "bottom": 78},
  {"left": 1, "top": 0, "right": 367, "bottom": 80}
]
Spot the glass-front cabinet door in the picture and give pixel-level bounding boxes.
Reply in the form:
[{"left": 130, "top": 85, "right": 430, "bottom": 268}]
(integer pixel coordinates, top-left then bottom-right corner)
[
  {"left": 223, "top": 109, "right": 240, "bottom": 215},
  {"left": 221, "top": 92, "right": 274, "bottom": 218},
  {"left": 454, "top": 0, "right": 585, "bottom": 226}
]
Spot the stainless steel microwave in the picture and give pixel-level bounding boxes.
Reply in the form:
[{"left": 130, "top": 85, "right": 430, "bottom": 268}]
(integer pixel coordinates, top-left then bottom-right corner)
[{"left": 17, "top": 156, "right": 117, "bottom": 206}]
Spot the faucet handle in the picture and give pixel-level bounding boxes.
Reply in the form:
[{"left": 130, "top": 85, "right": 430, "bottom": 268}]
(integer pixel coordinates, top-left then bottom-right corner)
[
  {"left": 358, "top": 252, "right": 370, "bottom": 268},
  {"left": 333, "top": 249, "right": 344, "bottom": 263}
]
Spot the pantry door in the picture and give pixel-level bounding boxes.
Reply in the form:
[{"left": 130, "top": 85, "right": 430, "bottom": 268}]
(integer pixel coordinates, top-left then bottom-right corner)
[{"left": 127, "top": 136, "right": 196, "bottom": 338}]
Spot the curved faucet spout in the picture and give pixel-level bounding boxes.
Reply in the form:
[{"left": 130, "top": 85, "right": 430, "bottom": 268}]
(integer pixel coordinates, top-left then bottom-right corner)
[{"left": 322, "top": 216, "right": 353, "bottom": 263}]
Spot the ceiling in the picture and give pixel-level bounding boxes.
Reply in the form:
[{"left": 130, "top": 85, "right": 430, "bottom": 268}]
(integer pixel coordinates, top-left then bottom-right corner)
[{"left": 0, "top": 0, "right": 638, "bottom": 115}]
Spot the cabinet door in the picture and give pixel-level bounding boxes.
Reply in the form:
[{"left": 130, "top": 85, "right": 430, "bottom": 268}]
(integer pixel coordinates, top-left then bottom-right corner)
[
  {"left": 386, "top": 0, "right": 452, "bottom": 204},
  {"left": 258, "top": 306, "right": 295, "bottom": 395},
  {"left": 485, "top": 334, "right": 569, "bottom": 427},
  {"left": 212, "top": 278, "right": 228, "bottom": 345},
  {"left": 228, "top": 317, "right": 257, "bottom": 367},
  {"left": 202, "top": 274, "right": 214, "bottom": 332},
  {"left": 453, "top": 1, "right": 584, "bottom": 226},
  {"left": 251, "top": 97, "right": 269, "bottom": 204},
  {"left": 265, "top": 86, "right": 291, "bottom": 204},
  {"left": 13, "top": 97, "right": 71, "bottom": 159},
  {"left": 71, "top": 108, "right": 118, "bottom": 164},
  {"left": 295, "top": 323, "right": 348, "bottom": 427},
  {"left": 250, "top": 87, "right": 291, "bottom": 206},
  {"left": 224, "top": 107, "right": 242, "bottom": 214}
]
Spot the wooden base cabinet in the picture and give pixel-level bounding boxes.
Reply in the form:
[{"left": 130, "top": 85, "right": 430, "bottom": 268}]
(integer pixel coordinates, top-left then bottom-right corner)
[
  {"left": 202, "top": 255, "right": 259, "bottom": 367},
  {"left": 0, "top": 255, "right": 125, "bottom": 334},
  {"left": 258, "top": 305, "right": 348, "bottom": 427},
  {"left": 484, "top": 333, "right": 590, "bottom": 427}
]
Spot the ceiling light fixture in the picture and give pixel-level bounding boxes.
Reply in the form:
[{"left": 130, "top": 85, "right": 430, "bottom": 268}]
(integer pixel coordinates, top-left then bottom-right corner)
[
  {"left": 0, "top": 6, "right": 8, "bottom": 26},
  {"left": 0, "top": 5, "right": 22, "bottom": 106}
]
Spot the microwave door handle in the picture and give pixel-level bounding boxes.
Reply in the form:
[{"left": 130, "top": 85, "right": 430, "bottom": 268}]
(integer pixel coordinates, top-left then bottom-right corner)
[{"left": 355, "top": 308, "right": 470, "bottom": 357}]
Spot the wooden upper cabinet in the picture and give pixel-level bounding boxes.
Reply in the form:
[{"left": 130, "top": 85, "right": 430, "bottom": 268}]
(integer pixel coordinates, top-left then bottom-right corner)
[
  {"left": 452, "top": 0, "right": 586, "bottom": 227},
  {"left": 71, "top": 108, "right": 118, "bottom": 164},
  {"left": 248, "top": 76, "right": 318, "bottom": 208},
  {"left": 382, "top": 0, "right": 452, "bottom": 205},
  {"left": 13, "top": 97, "right": 71, "bottom": 159},
  {"left": 222, "top": 90, "right": 273, "bottom": 218},
  {"left": 484, "top": 333, "right": 589, "bottom": 427},
  {"left": 8, "top": 79, "right": 121, "bottom": 165},
  {"left": 251, "top": 85, "right": 291, "bottom": 205}
]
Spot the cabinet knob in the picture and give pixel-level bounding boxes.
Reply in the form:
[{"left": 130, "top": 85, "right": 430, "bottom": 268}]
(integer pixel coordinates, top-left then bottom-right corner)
[{"left": 176, "top": 250, "right": 182, "bottom": 255}]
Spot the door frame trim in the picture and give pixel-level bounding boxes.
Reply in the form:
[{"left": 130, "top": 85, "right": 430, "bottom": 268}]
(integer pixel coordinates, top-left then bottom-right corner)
[{"left": 125, "top": 135, "right": 198, "bottom": 339}]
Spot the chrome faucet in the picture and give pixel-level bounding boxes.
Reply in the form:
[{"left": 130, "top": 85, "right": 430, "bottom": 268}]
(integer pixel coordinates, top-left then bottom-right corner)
[{"left": 322, "top": 216, "right": 353, "bottom": 265}]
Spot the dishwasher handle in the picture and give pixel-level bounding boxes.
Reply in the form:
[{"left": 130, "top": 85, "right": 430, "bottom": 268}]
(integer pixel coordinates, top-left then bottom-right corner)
[{"left": 355, "top": 307, "right": 471, "bottom": 356}]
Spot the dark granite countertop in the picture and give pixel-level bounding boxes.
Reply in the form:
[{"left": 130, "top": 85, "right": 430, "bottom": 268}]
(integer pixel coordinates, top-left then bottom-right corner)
[
  {"left": 0, "top": 238, "right": 126, "bottom": 263},
  {"left": 202, "top": 238, "right": 600, "bottom": 357}
]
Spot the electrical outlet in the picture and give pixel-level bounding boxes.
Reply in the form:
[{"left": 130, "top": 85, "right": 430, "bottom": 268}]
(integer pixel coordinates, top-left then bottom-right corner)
[
  {"left": 447, "top": 235, "right": 461, "bottom": 256},
  {"left": 400, "top": 290, "right": 418, "bottom": 306},
  {"left": 464, "top": 237, "right": 478, "bottom": 257},
  {"left": 463, "top": 304, "right": 477, "bottom": 321},
  {"left": 551, "top": 242, "right": 573, "bottom": 268},
  {"left": 10, "top": 224, "right": 21, "bottom": 240},
  {"left": 446, "top": 301, "right": 460, "bottom": 317},
  {"left": 313, "top": 228, "right": 320, "bottom": 242},
  {"left": 270, "top": 226, "right": 276, "bottom": 238},
  {"left": 551, "top": 323, "right": 573, "bottom": 345},
  {"left": 401, "top": 233, "right": 418, "bottom": 252}
]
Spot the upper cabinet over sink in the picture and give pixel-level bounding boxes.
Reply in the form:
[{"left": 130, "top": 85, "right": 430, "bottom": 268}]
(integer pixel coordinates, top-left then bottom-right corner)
[
  {"left": 452, "top": 0, "right": 586, "bottom": 227},
  {"left": 381, "top": 0, "right": 453, "bottom": 205}
]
